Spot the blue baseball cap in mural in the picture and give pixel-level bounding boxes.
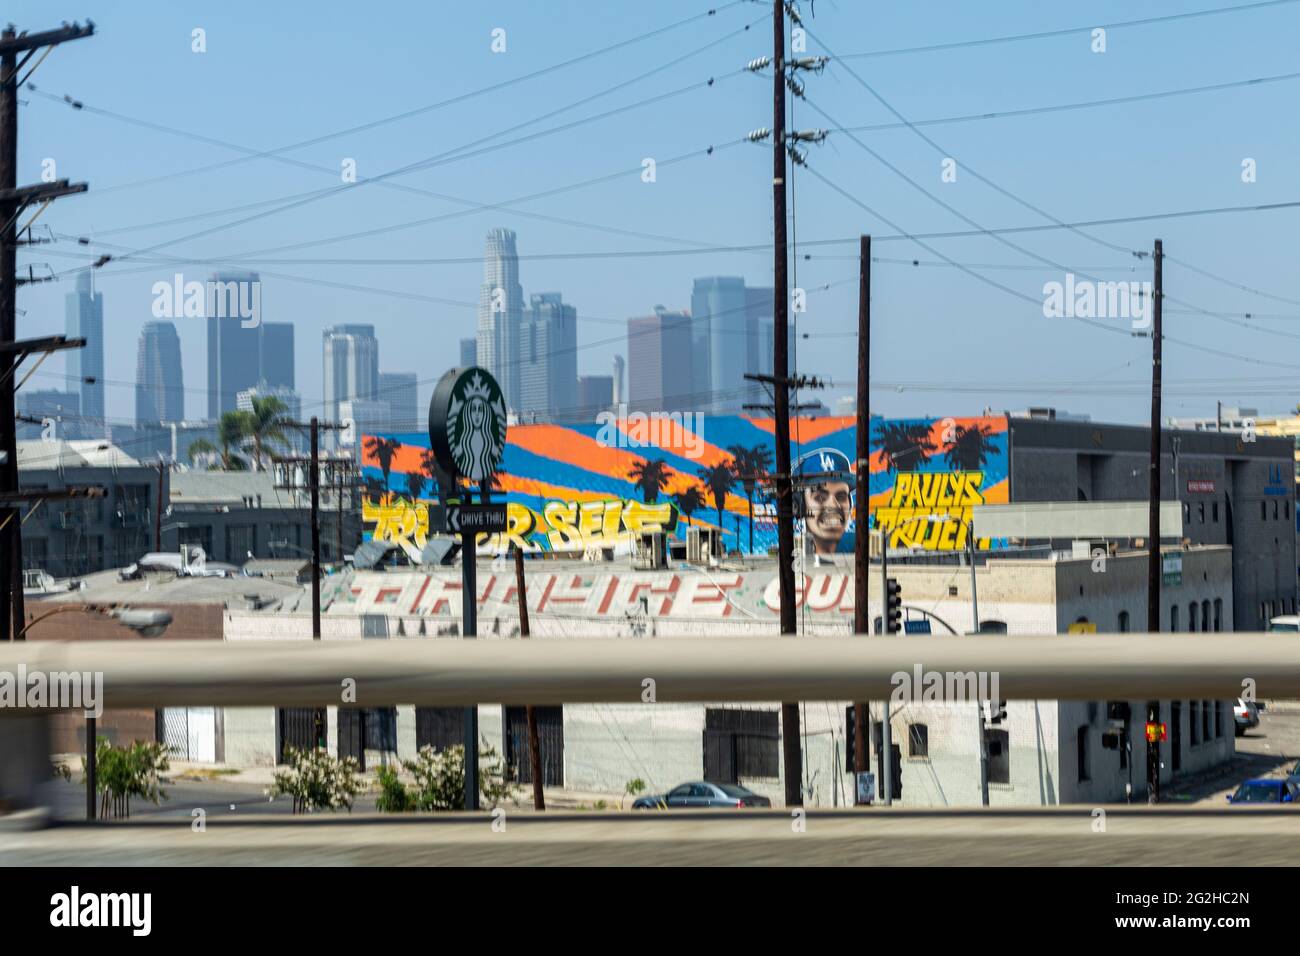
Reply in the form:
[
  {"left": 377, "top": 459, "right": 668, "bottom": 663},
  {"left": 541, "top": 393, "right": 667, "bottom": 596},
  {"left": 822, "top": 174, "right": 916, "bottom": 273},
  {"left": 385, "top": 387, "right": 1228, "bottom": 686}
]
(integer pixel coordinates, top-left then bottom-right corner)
[{"left": 794, "top": 447, "right": 853, "bottom": 481}]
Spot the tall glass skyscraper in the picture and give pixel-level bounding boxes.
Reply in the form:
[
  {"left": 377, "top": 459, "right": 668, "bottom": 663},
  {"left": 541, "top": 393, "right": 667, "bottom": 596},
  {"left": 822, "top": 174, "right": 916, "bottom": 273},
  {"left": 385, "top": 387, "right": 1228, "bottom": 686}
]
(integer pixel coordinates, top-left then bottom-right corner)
[
  {"left": 206, "top": 270, "right": 262, "bottom": 419},
  {"left": 136, "top": 320, "right": 185, "bottom": 425},
  {"left": 65, "top": 271, "right": 104, "bottom": 433},
  {"left": 323, "top": 324, "right": 381, "bottom": 444},
  {"left": 477, "top": 228, "right": 524, "bottom": 409},
  {"left": 518, "top": 292, "right": 577, "bottom": 422},
  {"left": 691, "top": 276, "right": 748, "bottom": 412}
]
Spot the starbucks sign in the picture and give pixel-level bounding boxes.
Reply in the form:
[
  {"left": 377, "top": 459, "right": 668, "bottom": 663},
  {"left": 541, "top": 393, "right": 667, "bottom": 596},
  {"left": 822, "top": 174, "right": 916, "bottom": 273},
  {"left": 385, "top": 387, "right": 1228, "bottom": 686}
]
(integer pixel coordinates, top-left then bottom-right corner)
[{"left": 428, "top": 366, "right": 508, "bottom": 484}]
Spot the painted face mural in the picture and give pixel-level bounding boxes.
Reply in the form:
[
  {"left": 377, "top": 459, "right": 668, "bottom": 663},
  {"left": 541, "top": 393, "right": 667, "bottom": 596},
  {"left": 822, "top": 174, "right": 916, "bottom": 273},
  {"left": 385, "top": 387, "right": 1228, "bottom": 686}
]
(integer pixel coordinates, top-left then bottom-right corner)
[{"left": 804, "top": 479, "right": 852, "bottom": 555}]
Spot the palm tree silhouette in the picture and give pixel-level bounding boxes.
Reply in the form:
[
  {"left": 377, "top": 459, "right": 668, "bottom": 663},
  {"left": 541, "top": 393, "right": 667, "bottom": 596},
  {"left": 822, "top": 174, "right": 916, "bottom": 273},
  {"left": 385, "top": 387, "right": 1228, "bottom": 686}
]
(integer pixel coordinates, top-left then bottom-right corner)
[
  {"left": 874, "top": 421, "right": 936, "bottom": 474},
  {"left": 364, "top": 436, "right": 403, "bottom": 503},
  {"left": 674, "top": 486, "right": 705, "bottom": 524},
  {"left": 697, "top": 462, "right": 736, "bottom": 530},
  {"left": 943, "top": 423, "right": 999, "bottom": 472},
  {"left": 362, "top": 475, "right": 387, "bottom": 506},
  {"left": 728, "top": 443, "right": 773, "bottom": 554},
  {"left": 404, "top": 470, "right": 426, "bottom": 503},
  {"left": 628, "top": 457, "right": 674, "bottom": 504}
]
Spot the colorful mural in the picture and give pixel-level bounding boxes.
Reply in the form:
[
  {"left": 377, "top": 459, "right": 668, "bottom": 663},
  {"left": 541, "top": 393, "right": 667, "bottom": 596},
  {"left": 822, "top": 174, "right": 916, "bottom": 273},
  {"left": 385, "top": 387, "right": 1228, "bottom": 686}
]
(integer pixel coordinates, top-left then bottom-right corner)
[{"left": 360, "top": 413, "right": 1008, "bottom": 555}]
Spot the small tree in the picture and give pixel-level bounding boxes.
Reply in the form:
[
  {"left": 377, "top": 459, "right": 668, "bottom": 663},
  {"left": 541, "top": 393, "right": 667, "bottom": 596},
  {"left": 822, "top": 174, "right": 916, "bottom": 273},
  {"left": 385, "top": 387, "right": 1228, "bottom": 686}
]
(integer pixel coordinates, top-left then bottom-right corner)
[
  {"left": 374, "top": 742, "right": 516, "bottom": 812},
  {"left": 268, "top": 746, "right": 364, "bottom": 813},
  {"left": 82, "top": 739, "right": 171, "bottom": 819},
  {"left": 622, "top": 777, "right": 647, "bottom": 810}
]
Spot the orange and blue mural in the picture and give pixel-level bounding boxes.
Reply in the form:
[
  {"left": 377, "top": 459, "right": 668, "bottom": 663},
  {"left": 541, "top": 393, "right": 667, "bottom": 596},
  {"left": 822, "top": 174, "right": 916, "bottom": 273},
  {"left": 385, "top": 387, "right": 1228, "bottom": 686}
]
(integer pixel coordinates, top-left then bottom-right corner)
[{"left": 360, "top": 414, "right": 1008, "bottom": 556}]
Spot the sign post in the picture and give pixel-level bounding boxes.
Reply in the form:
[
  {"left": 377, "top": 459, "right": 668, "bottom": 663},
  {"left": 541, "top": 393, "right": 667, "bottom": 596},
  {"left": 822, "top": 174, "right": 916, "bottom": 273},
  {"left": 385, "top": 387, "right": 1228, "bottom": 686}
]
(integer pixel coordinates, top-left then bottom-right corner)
[{"left": 429, "top": 367, "right": 508, "bottom": 812}]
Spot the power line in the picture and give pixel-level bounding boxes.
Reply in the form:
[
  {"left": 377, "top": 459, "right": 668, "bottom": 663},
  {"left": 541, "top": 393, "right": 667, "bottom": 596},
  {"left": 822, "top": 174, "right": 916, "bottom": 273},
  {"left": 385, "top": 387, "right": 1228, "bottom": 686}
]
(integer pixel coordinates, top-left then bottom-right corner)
[
  {"left": 830, "top": 0, "right": 1300, "bottom": 60},
  {"left": 49, "top": 2, "right": 752, "bottom": 199}
]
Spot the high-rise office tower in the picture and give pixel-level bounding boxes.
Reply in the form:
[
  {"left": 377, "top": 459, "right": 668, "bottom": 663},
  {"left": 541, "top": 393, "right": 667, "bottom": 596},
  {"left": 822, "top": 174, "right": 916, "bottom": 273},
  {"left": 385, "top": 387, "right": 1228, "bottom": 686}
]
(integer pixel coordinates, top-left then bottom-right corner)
[
  {"left": 65, "top": 271, "right": 104, "bottom": 433},
  {"left": 206, "top": 270, "right": 262, "bottom": 419},
  {"left": 518, "top": 292, "right": 577, "bottom": 421},
  {"left": 691, "top": 276, "right": 750, "bottom": 412},
  {"left": 612, "top": 355, "right": 625, "bottom": 406},
  {"left": 259, "top": 322, "right": 295, "bottom": 390},
  {"left": 476, "top": 228, "right": 524, "bottom": 408},
  {"left": 379, "top": 372, "right": 419, "bottom": 431},
  {"left": 745, "top": 286, "right": 775, "bottom": 406},
  {"left": 323, "top": 324, "right": 380, "bottom": 442},
  {"left": 627, "top": 307, "right": 693, "bottom": 414},
  {"left": 135, "top": 321, "right": 185, "bottom": 425},
  {"left": 459, "top": 338, "right": 477, "bottom": 369},
  {"left": 577, "top": 375, "right": 614, "bottom": 418}
]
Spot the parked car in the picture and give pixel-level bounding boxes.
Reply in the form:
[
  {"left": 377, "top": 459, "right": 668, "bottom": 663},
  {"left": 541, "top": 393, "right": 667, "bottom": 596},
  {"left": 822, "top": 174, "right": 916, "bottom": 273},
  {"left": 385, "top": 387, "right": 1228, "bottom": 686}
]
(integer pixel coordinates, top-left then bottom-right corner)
[
  {"left": 1227, "top": 778, "right": 1299, "bottom": 804},
  {"left": 632, "top": 781, "right": 772, "bottom": 809},
  {"left": 1233, "top": 698, "right": 1260, "bottom": 736},
  {"left": 1267, "top": 615, "right": 1300, "bottom": 633}
]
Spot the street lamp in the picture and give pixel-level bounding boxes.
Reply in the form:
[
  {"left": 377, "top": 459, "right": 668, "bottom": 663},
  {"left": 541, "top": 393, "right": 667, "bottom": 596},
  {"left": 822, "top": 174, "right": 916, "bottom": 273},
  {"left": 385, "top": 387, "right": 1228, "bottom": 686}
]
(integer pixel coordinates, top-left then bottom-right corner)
[{"left": 18, "top": 603, "right": 173, "bottom": 820}]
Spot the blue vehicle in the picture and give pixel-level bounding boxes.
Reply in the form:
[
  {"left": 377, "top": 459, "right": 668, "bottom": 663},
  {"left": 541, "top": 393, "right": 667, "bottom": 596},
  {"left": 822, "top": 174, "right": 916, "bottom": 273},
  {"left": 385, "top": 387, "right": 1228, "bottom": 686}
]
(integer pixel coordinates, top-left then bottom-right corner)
[
  {"left": 632, "top": 781, "right": 772, "bottom": 809},
  {"left": 1227, "top": 778, "right": 1299, "bottom": 804}
]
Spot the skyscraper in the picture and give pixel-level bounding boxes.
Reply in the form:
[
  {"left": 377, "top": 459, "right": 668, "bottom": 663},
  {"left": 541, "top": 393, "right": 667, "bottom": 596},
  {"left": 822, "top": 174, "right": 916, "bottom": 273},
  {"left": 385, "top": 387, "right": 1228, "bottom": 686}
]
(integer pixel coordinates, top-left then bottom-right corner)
[
  {"left": 477, "top": 228, "right": 524, "bottom": 408},
  {"left": 612, "top": 355, "right": 625, "bottom": 406},
  {"left": 136, "top": 321, "right": 185, "bottom": 425},
  {"left": 65, "top": 271, "right": 104, "bottom": 434},
  {"left": 206, "top": 270, "right": 262, "bottom": 419},
  {"left": 323, "top": 324, "right": 380, "bottom": 441},
  {"left": 577, "top": 375, "right": 614, "bottom": 418},
  {"left": 745, "top": 286, "right": 775, "bottom": 406},
  {"left": 459, "top": 338, "right": 477, "bottom": 369},
  {"left": 627, "top": 307, "right": 692, "bottom": 414},
  {"left": 259, "top": 322, "right": 295, "bottom": 390},
  {"left": 691, "top": 276, "right": 749, "bottom": 412},
  {"left": 518, "top": 292, "right": 577, "bottom": 421},
  {"left": 379, "top": 371, "right": 419, "bottom": 431},
  {"left": 16, "top": 390, "right": 80, "bottom": 441}
]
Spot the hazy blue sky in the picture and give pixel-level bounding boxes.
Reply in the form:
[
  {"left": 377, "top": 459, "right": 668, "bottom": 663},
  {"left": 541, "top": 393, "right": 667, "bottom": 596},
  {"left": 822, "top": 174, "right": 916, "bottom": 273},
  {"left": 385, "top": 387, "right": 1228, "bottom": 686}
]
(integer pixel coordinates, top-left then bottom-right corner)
[{"left": 9, "top": 0, "right": 1300, "bottom": 426}]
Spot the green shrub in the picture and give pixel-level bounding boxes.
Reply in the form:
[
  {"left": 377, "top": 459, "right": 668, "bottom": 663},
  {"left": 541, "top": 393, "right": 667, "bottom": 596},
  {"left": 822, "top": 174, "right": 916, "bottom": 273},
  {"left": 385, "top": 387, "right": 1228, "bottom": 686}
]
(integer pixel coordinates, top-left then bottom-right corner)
[
  {"left": 268, "top": 746, "right": 363, "bottom": 813},
  {"left": 375, "top": 741, "right": 516, "bottom": 812},
  {"left": 81, "top": 739, "right": 171, "bottom": 819}
]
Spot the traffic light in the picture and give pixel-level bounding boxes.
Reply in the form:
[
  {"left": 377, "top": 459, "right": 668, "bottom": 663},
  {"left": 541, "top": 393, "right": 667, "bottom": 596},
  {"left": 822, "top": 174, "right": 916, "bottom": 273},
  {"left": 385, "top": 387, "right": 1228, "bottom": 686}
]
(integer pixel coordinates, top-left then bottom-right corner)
[
  {"left": 982, "top": 700, "right": 1007, "bottom": 725},
  {"left": 885, "top": 578, "right": 903, "bottom": 633}
]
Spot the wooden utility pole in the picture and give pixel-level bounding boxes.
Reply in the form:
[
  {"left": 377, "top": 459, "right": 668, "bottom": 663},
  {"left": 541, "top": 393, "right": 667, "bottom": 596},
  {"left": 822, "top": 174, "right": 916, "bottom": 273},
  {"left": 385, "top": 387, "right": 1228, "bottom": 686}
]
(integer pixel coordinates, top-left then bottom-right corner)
[
  {"left": 771, "top": 0, "right": 803, "bottom": 809},
  {"left": 1146, "top": 238, "right": 1164, "bottom": 805},
  {"left": 853, "top": 235, "right": 870, "bottom": 787},
  {"left": 1, "top": 23, "right": 93, "bottom": 642},
  {"left": 513, "top": 547, "right": 544, "bottom": 811}
]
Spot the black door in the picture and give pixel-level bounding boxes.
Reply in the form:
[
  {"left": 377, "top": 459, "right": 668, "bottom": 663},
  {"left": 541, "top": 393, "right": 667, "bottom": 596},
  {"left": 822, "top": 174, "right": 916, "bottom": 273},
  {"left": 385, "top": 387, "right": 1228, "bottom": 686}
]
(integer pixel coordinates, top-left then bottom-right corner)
[
  {"left": 504, "top": 706, "right": 563, "bottom": 786},
  {"left": 1171, "top": 700, "right": 1182, "bottom": 772},
  {"left": 416, "top": 707, "right": 465, "bottom": 752},
  {"left": 338, "top": 708, "right": 365, "bottom": 771},
  {"left": 277, "top": 707, "right": 326, "bottom": 764}
]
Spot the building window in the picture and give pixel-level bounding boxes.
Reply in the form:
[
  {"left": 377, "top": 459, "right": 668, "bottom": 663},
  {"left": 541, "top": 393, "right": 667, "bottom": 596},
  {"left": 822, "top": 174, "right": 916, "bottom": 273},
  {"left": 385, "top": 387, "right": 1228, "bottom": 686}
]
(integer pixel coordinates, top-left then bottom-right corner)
[
  {"left": 986, "top": 728, "right": 1010, "bottom": 784},
  {"left": 1077, "top": 726, "right": 1090, "bottom": 782},
  {"left": 907, "top": 723, "right": 929, "bottom": 758},
  {"left": 1198, "top": 502, "right": 1206, "bottom": 524},
  {"left": 1273, "top": 500, "right": 1280, "bottom": 520},
  {"left": 1183, "top": 501, "right": 1191, "bottom": 525},
  {"left": 1118, "top": 611, "right": 1130, "bottom": 633},
  {"left": 1202, "top": 700, "right": 1212, "bottom": 742},
  {"left": 1212, "top": 502, "right": 1219, "bottom": 523},
  {"left": 704, "top": 708, "right": 779, "bottom": 782},
  {"left": 1214, "top": 598, "right": 1223, "bottom": 632},
  {"left": 1170, "top": 605, "right": 1179, "bottom": 631},
  {"left": 1261, "top": 500, "right": 1267, "bottom": 520},
  {"left": 1190, "top": 701, "right": 1201, "bottom": 745},
  {"left": 1202, "top": 600, "right": 1211, "bottom": 633},
  {"left": 1189, "top": 602, "right": 1198, "bottom": 632}
]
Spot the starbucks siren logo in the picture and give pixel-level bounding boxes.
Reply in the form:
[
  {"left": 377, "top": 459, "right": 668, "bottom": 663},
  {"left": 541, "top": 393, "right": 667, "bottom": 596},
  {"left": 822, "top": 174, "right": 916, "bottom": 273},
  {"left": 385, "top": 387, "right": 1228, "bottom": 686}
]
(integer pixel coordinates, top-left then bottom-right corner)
[{"left": 430, "top": 367, "right": 508, "bottom": 484}]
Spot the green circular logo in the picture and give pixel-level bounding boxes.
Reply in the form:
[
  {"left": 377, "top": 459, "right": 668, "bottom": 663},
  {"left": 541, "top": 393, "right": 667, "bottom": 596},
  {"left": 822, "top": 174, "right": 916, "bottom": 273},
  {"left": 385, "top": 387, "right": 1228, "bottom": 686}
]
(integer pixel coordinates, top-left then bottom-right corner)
[{"left": 428, "top": 366, "right": 508, "bottom": 484}]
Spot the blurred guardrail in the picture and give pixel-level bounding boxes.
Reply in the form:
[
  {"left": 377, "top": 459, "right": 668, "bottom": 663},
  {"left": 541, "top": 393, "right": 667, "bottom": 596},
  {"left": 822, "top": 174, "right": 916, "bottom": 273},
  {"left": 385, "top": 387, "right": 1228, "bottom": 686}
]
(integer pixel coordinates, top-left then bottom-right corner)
[{"left": 0, "top": 634, "right": 1297, "bottom": 707}]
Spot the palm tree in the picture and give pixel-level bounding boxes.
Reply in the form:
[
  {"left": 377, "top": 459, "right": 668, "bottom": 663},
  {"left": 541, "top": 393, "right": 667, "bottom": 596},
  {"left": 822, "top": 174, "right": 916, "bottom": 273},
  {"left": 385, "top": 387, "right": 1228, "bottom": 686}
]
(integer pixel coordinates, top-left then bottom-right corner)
[
  {"left": 728, "top": 443, "right": 773, "bottom": 554},
  {"left": 943, "top": 423, "right": 999, "bottom": 471},
  {"left": 363, "top": 436, "right": 403, "bottom": 503},
  {"left": 628, "top": 457, "right": 674, "bottom": 504},
  {"left": 697, "top": 462, "right": 736, "bottom": 530},
  {"left": 674, "top": 486, "right": 705, "bottom": 523},
  {"left": 874, "top": 421, "right": 936, "bottom": 474},
  {"left": 419, "top": 448, "right": 443, "bottom": 498},
  {"left": 217, "top": 411, "right": 254, "bottom": 471},
  {"left": 187, "top": 438, "right": 218, "bottom": 469},
  {"left": 242, "top": 396, "right": 290, "bottom": 471},
  {"left": 404, "top": 470, "right": 426, "bottom": 503},
  {"left": 362, "top": 475, "right": 387, "bottom": 506}
]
